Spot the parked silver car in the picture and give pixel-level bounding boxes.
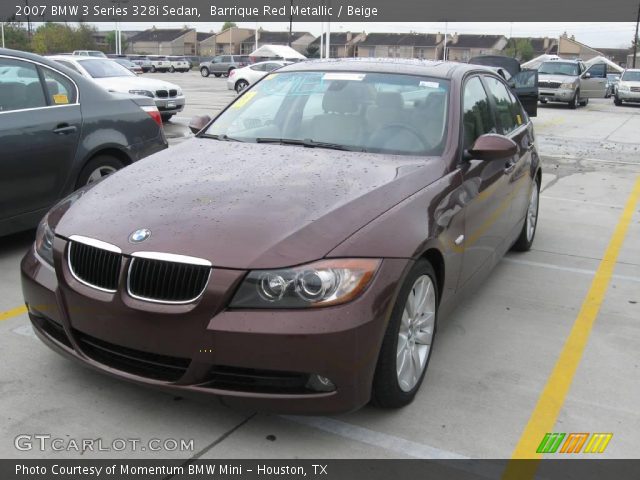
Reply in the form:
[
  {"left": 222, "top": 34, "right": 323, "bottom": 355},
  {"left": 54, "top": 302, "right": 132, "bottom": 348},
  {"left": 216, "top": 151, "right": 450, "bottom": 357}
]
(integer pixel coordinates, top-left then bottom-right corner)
[
  {"left": 614, "top": 69, "right": 640, "bottom": 105},
  {"left": 537, "top": 60, "right": 607, "bottom": 108}
]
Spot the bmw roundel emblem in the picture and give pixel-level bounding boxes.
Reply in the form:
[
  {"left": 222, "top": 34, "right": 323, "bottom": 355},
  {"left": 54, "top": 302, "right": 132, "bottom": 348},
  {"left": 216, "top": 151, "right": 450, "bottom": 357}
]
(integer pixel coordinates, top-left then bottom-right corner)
[{"left": 129, "top": 228, "right": 151, "bottom": 243}]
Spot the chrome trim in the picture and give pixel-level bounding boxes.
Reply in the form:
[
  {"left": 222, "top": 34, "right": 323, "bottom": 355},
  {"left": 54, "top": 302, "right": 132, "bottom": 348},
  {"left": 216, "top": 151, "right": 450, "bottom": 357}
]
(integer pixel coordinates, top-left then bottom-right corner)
[
  {"left": 130, "top": 251, "right": 211, "bottom": 267},
  {"left": 67, "top": 242, "right": 119, "bottom": 294},
  {"left": 68, "top": 235, "right": 122, "bottom": 254},
  {"left": 126, "top": 257, "right": 212, "bottom": 305}
]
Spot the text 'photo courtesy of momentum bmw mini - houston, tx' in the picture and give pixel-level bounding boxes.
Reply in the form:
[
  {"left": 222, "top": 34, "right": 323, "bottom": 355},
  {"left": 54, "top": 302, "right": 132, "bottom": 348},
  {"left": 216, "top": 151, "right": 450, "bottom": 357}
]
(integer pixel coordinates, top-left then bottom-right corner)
[{"left": 1, "top": 0, "right": 640, "bottom": 478}]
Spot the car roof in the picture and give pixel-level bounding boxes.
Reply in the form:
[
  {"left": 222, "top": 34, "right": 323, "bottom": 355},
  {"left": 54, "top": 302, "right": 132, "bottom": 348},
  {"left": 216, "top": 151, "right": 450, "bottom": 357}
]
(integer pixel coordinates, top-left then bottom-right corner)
[{"left": 278, "top": 58, "right": 483, "bottom": 79}]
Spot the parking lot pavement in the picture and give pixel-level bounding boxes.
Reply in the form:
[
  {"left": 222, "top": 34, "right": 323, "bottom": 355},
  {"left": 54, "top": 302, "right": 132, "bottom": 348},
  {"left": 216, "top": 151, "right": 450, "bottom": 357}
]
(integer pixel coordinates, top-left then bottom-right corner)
[{"left": 1, "top": 84, "right": 639, "bottom": 460}]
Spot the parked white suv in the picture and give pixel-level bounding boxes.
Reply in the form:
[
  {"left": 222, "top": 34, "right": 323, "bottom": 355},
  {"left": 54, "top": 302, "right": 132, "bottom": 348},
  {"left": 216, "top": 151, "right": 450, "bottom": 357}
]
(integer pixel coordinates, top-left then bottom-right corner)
[
  {"left": 614, "top": 69, "right": 640, "bottom": 106},
  {"left": 167, "top": 56, "right": 190, "bottom": 73},
  {"left": 147, "top": 55, "right": 171, "bottom": 73}
]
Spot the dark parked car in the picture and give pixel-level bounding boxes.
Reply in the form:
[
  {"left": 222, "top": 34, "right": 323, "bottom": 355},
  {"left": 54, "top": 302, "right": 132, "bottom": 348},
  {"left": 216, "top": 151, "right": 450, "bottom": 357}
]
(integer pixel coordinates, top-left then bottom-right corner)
[
  {"left": 0, "top": 48, "right": 167, "bottom": 236},
  {"left": 22, "top": 59, "right": 541, "bottom": 414}
]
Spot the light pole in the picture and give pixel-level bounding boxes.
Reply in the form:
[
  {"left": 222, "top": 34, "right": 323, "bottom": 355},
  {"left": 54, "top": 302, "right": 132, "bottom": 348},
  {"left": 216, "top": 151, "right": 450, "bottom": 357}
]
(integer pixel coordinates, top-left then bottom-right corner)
[
  {"left": 633, "top": 0, "right": 640, "bottom": 68},
  {"left": 1, "top": 22, "right": 5, "bottom": 49},
  {"left": 289, "top": 0, "right": 293, "bottom": 47}
]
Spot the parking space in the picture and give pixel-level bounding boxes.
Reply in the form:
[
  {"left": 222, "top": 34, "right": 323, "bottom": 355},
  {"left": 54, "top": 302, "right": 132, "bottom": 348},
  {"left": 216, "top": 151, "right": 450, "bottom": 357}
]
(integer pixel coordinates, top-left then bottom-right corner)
[{"left": 1, "top": 71, "right": 639, "bottom": 460}]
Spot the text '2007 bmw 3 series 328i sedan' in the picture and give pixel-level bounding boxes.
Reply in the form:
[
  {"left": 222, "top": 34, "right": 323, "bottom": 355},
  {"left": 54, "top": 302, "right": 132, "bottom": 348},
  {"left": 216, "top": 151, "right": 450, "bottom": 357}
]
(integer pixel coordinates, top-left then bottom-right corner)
[{"left": 22, "top": 59, "right": 541, "bottom": 414}]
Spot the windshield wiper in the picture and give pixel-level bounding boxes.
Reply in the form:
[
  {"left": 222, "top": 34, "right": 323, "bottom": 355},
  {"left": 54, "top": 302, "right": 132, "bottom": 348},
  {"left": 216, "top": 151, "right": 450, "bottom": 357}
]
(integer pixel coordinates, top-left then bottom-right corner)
[
  {"left": 200, "top": 133, "right": 242, "bottom": 142},
  {"left": 255, "top": 137, "right": 362, "bottom": 152}
]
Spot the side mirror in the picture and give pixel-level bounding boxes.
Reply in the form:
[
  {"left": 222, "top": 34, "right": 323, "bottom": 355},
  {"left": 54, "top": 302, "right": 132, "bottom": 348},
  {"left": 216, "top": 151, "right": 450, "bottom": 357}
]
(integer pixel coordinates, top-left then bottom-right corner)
[
  {"left": 467, "top": 134, "right": 518, "bottom": 161},
  {"left": 189, "top": 114, "right": 212, "bottom": 134},
  {"left": 583, "top": 72, "right": 592, "bottom": 79}
]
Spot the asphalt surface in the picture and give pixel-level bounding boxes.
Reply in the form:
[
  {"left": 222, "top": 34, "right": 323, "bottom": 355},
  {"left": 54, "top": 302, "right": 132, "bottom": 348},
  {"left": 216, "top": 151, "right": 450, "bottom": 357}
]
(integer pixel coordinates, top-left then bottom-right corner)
[{"left": 1, "top": 70, "right": 639, "bottom": 460}]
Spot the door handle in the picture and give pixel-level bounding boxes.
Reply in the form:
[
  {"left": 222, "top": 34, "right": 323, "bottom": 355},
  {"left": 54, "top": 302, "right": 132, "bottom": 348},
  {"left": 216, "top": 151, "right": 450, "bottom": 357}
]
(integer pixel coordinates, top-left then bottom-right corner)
[
  {"left": 504, "top": 160, "right": 516, "bottom": 174},
  {"left": 53, "top": 124, "right": 77, "bottom": 135}
]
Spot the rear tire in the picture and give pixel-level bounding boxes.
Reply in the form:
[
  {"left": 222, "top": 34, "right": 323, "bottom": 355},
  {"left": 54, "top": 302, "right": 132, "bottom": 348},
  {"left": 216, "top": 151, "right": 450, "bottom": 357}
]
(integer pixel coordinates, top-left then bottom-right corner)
[
  {"left": 614, "top": 96, "right": 623, "bottom": 106},
  {"left": 161, "top": 114, "right": 174, "bottom": 123},
  {"left": 214, "top": 73, "right": 222, "bottom": 78},
  {"left": 235, "top": 79, "right": 249, "bottom": 93},
  {"left": 371, "top": 259, "right": 438, "bottom": 409},
  {"left": 150, "top": 65, "right": 156, "bottom": 73},
  {"left": 169, "top": 66, "right": 175, "bottom": 73},
  {"left": 76, "top": 155, "right": 124, "bottom": 189},
  {"left": 200, "top": 67, "right": 210, "bottom": 77},
  {"left": 512, "top": 175, "right": 540, "bottom": 252}
]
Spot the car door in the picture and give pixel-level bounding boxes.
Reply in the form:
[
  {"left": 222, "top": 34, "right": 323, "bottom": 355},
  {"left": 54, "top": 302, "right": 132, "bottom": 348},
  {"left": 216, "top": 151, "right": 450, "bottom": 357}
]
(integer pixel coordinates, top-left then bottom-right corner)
[
  {"left": 220, "top": 56, "right": 232, "bottom": 73},
  {"left": 210, "top": 56, "right": 223, "bottom": 73},
  {"left": 509, "top": 69, "right": 538, "bottom": 117},
  {"left": 581, "top": 63, "right": 608, "bottom": 98},
  {"left": 484, "top": 75, "right": 536, "bottom": 243},
  {"left": 457, "top": 75, "right": 514, "bottom": 286},
  {"left": 0, "top": 56, "right": 81, "bottom": 221}
]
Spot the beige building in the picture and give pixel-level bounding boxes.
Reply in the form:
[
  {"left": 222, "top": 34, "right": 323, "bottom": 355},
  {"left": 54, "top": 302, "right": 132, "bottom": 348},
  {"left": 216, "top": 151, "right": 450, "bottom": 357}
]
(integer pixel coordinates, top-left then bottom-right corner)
[
  {"left": 128, "top": 28, "right": 197, "bottom": 55},
  {"left": 445, "top": 34, "right": 508, "bottom": 62},
  {"left": 197, "top": 32, "right": 216, "bottom": 57},
  {"left": 556, "top": 33, "right": 602, "bottom": 61},
  {"left": 356, "top": 33, "right": 445, "bottom": 60},
  {"left": 212, "top": 27, "right": 253, "bottom": 55},
  {"left": 308, "top": 32, "right": 366, "bottom": 58}
]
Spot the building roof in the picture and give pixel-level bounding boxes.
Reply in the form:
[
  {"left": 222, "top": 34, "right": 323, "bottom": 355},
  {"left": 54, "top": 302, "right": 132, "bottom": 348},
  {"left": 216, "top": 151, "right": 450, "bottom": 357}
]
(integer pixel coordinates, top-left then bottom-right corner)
[
  {"left": 242, "top": 31, "right": 311, "bottom": 44},
  {"left": 358, "top": 33, "right": 441, "bottom": 47},
  {"left": 197, "top": 32, "right": 215, "bottom": 42},
  {"left": 450, "top": 34, "right": 505, "bottom": 49},
  {"left": 310, "top": 33, "right": 357, "bottom": 46},
  {"left": 129, "top": 28, "right": 193, "bottom": 43}
]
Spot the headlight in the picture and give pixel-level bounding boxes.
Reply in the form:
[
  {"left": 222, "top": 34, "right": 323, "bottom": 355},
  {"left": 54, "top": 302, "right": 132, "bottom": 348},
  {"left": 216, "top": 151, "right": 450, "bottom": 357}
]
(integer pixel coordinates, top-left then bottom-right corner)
[
  {"left": 560, "top": 82, "right": 576, "bottom": 90},
  {"left": 230, "top": 259, "right": 381, "bottom": 308},
  {"left": 128, "top": 89, "right": 154, "bottom": 98},
  {"left": 176, "top": 88, "right": 183, "bottom": 96},
  {"left": 35, "top": 215, "right": 55, "bottom": 267},
  {"left": 618, "top": 84, "right": 629, "bottom": 92}
]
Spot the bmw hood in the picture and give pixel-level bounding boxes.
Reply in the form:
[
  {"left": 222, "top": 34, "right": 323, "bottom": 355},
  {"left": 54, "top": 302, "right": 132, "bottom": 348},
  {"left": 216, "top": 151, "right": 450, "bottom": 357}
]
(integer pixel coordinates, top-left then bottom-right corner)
[
  {"left": 92, "top": 76, "right": 182, "bottom": 95},
  {"left": 53, "top": 140, "right": 443, "bottom": 269}
]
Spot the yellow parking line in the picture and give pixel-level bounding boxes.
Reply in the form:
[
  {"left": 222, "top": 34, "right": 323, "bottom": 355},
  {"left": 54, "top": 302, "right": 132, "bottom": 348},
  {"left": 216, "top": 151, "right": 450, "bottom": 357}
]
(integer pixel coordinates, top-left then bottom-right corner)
[
  {"left": 0, "top": 305, "right": 28, "bottom": 322},
  {"left": 503, "top": 175, "right": 640, "bottom": 479}
]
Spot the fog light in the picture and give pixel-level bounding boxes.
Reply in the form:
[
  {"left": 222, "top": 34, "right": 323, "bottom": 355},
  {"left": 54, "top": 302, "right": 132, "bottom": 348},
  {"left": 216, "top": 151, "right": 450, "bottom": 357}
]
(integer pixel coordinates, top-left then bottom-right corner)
[{"left": 306, "top": 374, "right": 336, "bottom": 392}]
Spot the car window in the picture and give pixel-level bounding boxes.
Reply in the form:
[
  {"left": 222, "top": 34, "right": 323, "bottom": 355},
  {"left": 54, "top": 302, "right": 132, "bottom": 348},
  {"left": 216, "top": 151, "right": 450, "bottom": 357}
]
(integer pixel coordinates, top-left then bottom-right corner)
[
  {"left": 78, "top": 59, "right": 135, "bottom": 78},
  {"left": 213, "top": 56, "right": 222, "bottom": 63},
  {"left": 621, "top": 71, "right": 640, "bottom": 81},
  {"left": 265, "top": 63, "right": 282, "bottom": 71},
  {"left": 484, "top": 76, "right": 519, "bottom": 135},
  {"left": 250, "top": 64, "right": 266, "bottom": 71},
  {"left": 585, "top": 63, "right": 606, "bottom": 78},
  {"left": 41, "top": 67, "right": 77, "bottom": 105},
  {"left": 538, "top": 62, "right": 580, "bottom": 76},
  {"left": 0, "top": 58, "right": 46, "bottom": 111},
  {"left": 222, "top": 56, "right": 232, "bottom": 63},
  {"left": 462, "top": 76, "right": 496, "bottom": 150},
  {"left": 205, "top": 71, "right": 450, "bottom": 156},
  {"left": 55, "top": 59, "right": 83, "bottom": 75}
]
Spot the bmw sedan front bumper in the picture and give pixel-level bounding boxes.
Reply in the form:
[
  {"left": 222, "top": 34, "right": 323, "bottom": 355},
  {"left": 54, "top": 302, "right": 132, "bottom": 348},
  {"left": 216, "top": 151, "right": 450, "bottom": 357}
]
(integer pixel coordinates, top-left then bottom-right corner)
[
  {"left": 21, "top": 237, "right": 409, "bottom": 414},
  {"left": 155, "top": 96, "right": 185, "bottom": 113}
]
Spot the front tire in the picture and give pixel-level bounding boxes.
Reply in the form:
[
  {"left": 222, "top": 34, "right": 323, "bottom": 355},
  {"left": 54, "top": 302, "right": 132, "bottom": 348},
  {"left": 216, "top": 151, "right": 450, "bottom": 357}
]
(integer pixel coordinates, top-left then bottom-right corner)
[
  {"left": 75, "top": 155, "right": 124, "bottom": 189},
  {"left": 579, "top": 97, "right": 589, "bottom": 107},
  {"left": 150, "top": 65, "right": 156, "bottom": 73},
  {"left": 614, "top": 96, "right": 623, "bottom": 106},
  {"left": 235, "top": 79, "right": 249, "bottom": 93},
  {"left": 569, "top": 89, "right": 580, "bottom": 109},
  {"left": 371, "top": 259, "right": 438, "bottom": 408},
  {"left": 214, "top": 73, "right": 222, "bottom": 78},
  {"left": 169, "top": 66, "right": 175, "bottom": 73},
  {"left": 512, "top": 176, "right": 540, "bottom": 252},
  {"left": 200, "top": 67, "right": 210, "bottom": 77}
]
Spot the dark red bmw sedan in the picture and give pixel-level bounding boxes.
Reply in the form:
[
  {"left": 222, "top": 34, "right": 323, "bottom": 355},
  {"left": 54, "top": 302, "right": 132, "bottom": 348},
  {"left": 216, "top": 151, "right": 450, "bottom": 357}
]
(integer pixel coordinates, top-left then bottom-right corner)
[{"left": 21, "top": 59, "right": 541, "bottom": 413}]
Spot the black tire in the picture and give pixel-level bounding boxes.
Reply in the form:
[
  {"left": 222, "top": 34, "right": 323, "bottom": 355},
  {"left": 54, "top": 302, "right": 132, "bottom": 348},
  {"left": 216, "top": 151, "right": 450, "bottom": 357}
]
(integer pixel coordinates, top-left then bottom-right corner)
[
  {"left": 75, "top": 155, "right": 124, "bottom": 189},
  {"left": 150, "top": 65, "right": 156, "bottom": 73},
  {"left": 235, "top": 79, "right": 249, "bottom": 93},
  {"left": 539, "top": 98, "right": 548, "bottom": 104},
  {"left": 371, "top": 259, "right": 438, "bottom": 409},
  {"left": 569, "top": 90, "right": 580, "bottom": 109},
  {"left": 614, "top": 96, "right": 623, "bottom": 106},
  {"left": 579, "top": 97, "right": 589, "bottom": 107},
  {"left": 226, "top": 67, "right": 235, "bottom": 77},
  {"left": 169, "top": 66, "right": 175, "bottom": 73},
  {"left": 511, "top": 175, "right": 540, "bottom": 252},
  {"left": 161, "top": 114, "right": 173, "bottom": 123},
  {"left": 214, "top": 73, "right": 222, "bottom": 78},
  {"left": 200, "top": 67, "right": 210, "bottom": 77}
]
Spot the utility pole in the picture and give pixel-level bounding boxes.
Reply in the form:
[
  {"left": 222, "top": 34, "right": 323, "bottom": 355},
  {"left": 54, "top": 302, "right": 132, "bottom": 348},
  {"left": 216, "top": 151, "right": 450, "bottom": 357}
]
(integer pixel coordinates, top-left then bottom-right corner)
[
  {"left": 443, "top": 21, "right": 448, "bottom": 61},
  {"left": 1, "top": 22, "right": 5, "bottom": 49},
  {"left": 288, "top": 0, "right": 293, "bottom": 47},
  {"left": 633, "top": 0, "right": 640, "bottom": 68}
]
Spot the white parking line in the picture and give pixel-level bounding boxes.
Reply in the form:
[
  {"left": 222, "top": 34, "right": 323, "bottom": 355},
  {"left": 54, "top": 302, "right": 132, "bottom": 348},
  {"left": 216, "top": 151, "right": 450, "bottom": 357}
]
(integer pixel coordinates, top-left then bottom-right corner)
[
  {"left": 282, "top": 415, "right": 468, "bottom": 459},
  {"left": 541, "top": 195, "right": 624, "bottom": 209},
  {"left": 542, "top": 154, "right": 640, "bottom": 167},
  {"left": 503, "top": 257, "right": 640, "bottom": 283}
]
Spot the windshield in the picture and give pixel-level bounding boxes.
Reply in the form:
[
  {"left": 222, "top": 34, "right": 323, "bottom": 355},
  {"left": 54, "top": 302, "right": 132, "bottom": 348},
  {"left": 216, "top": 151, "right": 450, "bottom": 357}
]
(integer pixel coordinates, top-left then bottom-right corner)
[
  {"left": 621, "top": 71, "right": 640, "bottom": 82},
  {"left": 79, "top": 59, "right": 135, "bottom": 78},
  {"left": 538, "top": 62, "right": 580, "bottom": 76},
  {"left": 204, "top": 71, "right": 450, "bottom": 156}
]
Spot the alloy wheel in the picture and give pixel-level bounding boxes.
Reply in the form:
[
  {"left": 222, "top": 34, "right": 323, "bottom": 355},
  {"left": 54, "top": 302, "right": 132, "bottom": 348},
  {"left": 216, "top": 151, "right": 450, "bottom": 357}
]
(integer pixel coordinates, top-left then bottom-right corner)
[
  {"left": 396, "top": 275, "right": 436, "bottom": 392},
  {"left": 526, "top": 185, "right": 539, "bottom": 242},
  {"left": 86, "top": 166, "right": 117, "bottom": 185}
]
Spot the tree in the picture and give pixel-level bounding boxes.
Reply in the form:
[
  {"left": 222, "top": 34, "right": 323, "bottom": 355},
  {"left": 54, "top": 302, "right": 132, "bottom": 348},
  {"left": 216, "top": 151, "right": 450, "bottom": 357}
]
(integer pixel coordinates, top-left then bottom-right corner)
[
  {"left": 72, "top": 23, "right": 98, "bottom": 51},
  {"left": 31, "top": 23, "right": 75, "bottom": 54},
  {"left": 504, "top": 38, "right": 535, "bottom": 62},
  {"left": 305, "top": 44, "right": 320, "bottom": 58},
  {"left": 106, "top": 30, "right": 128, "bottom": 53},
  {"left": 220, "top": 21, "right": 237, "bottom": 32},
  {"left": 1, "top": 22, "right": 31, "bottom": 51}
]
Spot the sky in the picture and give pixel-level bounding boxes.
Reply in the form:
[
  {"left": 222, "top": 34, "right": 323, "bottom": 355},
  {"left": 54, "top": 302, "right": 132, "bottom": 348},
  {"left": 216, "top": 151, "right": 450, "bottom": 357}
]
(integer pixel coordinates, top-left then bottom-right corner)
[{"left": 99, "top": 22, "right": 639, "bottom": 49}]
